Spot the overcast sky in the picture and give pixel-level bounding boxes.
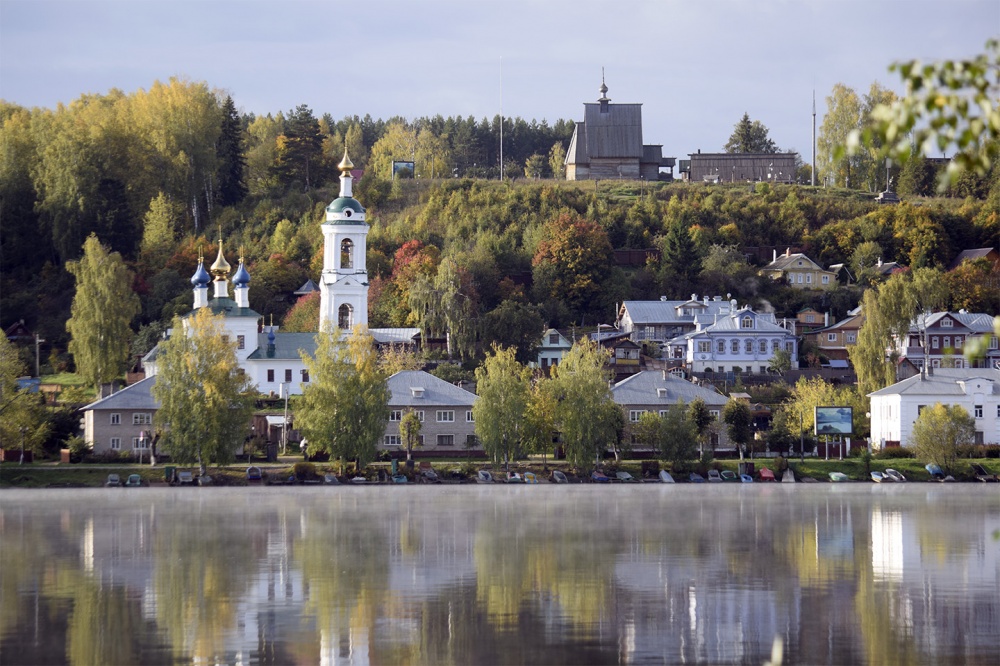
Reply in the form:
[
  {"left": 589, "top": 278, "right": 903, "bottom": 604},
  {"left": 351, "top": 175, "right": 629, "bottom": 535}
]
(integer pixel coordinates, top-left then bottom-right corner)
[{"left": 2, "top": 0, "right": 996, "bottom": 161}]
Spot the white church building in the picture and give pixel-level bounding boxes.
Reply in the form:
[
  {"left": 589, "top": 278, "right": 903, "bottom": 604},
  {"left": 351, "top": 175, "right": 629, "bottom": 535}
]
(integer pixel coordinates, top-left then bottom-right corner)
[{"left": 143, "top": 152, "right": 418, "bottom": 396}]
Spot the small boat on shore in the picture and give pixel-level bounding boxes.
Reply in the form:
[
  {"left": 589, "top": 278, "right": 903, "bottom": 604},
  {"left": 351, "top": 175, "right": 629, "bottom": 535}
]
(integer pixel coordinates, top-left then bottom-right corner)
[
  {"left": 871, "top": 471, "right": 886, "bottom": 483},
  {"left": 782, "top": 468, "right": 795, "bottom": 483},
  {"left": 884, "top": 468, "right": 906, "bottom": 482},
  {"left": 706, "top": 469, "right": 723, "bottom": 483},
  {"left": 658, "top": 470, "right": 675, "bottom": 483},
  {"left": 688, "top": 472, "right": 706, "bottom": 483},
  {"left": 829, "top": 472, "right": 849, "bottom": 482},
  {"left": 739, "top": 473, "right": 753, "bottom": 483},
  {"left": 477, "top": 470, "right": 494, "bottom": 484},
  {"left": 721, "top": 470, "right": 738, "bottom": 482},
  {"left": 551, "top": 470, "right": 569, "bottom": 484},
  {"left": 524, "top": 472, "right": 539, "bottom": 484}
]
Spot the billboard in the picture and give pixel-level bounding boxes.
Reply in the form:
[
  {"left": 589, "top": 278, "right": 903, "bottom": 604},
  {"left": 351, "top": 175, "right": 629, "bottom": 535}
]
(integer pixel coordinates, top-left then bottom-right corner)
[
  {"left": 392, "top": 161, "right": 415, "bottom": 178},
  {"left": 814, "top": 406, "right": 853, "bottom": 435}
]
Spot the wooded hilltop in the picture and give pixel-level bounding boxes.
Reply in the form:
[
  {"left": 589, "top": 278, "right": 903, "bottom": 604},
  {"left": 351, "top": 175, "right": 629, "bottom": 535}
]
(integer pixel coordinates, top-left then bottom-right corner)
[{"left": 1, "top": 78, "right": 998, "bottom": 373}]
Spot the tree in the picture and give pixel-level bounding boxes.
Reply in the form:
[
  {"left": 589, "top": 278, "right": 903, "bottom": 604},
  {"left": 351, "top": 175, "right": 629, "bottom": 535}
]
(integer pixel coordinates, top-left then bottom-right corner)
[
  {"left": 399, "top": 409, "right": 422, "bottom": 462},
  {"left": 139, "top": 192, "right": 178, "bottom": 269},
  {"left": 473, "top": 345, "right": 531, "bottom": 470},
  {"left": 818, "top": 84, "right": 863, "bottom": 187},
  {"left": 769, "top": 348, "right": 792, "bottom": 375},
  {"left": 0, "top": 330, "right": 49, "bottom": 456},
  {"left": 550, "top": 339, "right": 618, "bottom": 468},
  {"left": 368, "top": 121, "right": 418, "bottom": 180},
  {"left": 548, "top": 141, "right": 566, "bottom": 179},
  {"left": 281, "top": 292, "right": 320, "bottom": 333},
  {"left": 659, "top": 402, "right": 698, "bottom": 467},
  {"left": 408, "top": 257, "right": 476, "bottom": 360},
  {"left": 687, "top": 397, "right": 715, "bottom": 458},
  {"left": 724, "top": 112, "right": 778, "bottom": 153},
  {"left": 858, "top": 39, "right": 1000, "bottom": 192},
  {"left": 274, "top": 104, "right": 327, "bottom": 191},
  {"left": 66, "top": 234, "right": 141, "bottom": 391},
  {"left": 479, "top": 300, "right": 544, "bottom": 365},
  {"left": 152, "top": 309, "right": 256, "bottom": 475},
  {"left": 911, "top": 403, "right": 975, "bottom": 473},
  {"left": 215, "top": 95, "right": 247, "bottom": 206},
  {"left": 850, "top": 268, "right": 948, "bottom": 396},
  {"left": 296, "top": 325, "right": 390, "bottom": 473},
  {"left": 661, "top": 217, "right": 700, "bottom": 284},
  {"left": 532, "top": 212, "right": 615, "bottom": 320},
  {"left": 722, "top": 398, "right": 754, "bottom": 461},
  {"left": 524, "top": 153, "right": 546, "bottom": 179}
]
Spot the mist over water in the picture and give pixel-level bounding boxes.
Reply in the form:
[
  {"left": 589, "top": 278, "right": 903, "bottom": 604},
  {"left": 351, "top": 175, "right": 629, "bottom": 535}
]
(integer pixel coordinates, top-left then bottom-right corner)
[{"left": 2, "top": 485, "right": 998, "bottom": 665}]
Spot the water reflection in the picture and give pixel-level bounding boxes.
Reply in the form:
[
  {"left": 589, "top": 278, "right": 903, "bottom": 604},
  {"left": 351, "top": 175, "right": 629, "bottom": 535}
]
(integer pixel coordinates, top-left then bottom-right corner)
[{"left": 1, "top": 486, "right": 998, "bottom": 665}]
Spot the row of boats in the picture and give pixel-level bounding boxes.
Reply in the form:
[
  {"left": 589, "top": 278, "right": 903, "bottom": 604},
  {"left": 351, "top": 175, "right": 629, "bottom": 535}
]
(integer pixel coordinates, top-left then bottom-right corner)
[{"left": 475, "top": 468, "right": 768, "bottom": 484}]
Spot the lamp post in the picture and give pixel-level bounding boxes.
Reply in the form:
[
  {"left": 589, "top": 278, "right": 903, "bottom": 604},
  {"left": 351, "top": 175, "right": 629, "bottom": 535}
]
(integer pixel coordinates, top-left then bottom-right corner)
[
  {"left": 138, "top": 430, "right": 146, "bottom": 466},
  {"left": 281, "top": 383, "right": 290, "bottom": 455},
  {"left": 19, "top": 426, "right": 26, "bottom": 465}
]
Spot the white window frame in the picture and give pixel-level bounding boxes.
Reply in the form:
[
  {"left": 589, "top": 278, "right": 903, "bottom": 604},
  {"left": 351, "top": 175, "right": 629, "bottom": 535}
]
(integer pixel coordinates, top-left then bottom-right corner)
[
  {"left": 133, "top": 413, "right": 152, "bottom": 425},
  {"left": 389, "top": 410, "right": 402, "bottom": 422},
  {"left": 697, "top": 341, "right": 711, "bottom": 353},
  {"left": 758, "top": 340, "right": 767, "bottom": 353},
  {"left": 709, "top": 410, "right": 720, "bottom": 421},
  {"left": 805, "top": 273, "right": 812, "bottom": 284},
  {"left": 110, "top": 437, "right": 121, "bottom": 450},
  {"left": 847, "top": 333, "right": 856, "bottom": 343},
  {"left": 828, "top": 333, "right": 837, "bottom": 342},
  {"left": 932, "top": 337, "right": 940, "bottom": 349},
  {"left": 237, "top": 335, "right": 245, "bottom": 350},
  {"left": 466, "top": 410, "right": 474, "bottom": 422},
  {"left": 415, "top": 411, "right": 425, "bottom": 422},
  {"left": 940, "top": 318, "right": 953, "bottom": 328},
  {"left": 384, "top": 434, "right": 401, "bottom": 447},
  {"left": 821, "top": 275, "right": 830, "bottom": 284},
  {"left": 436, "top": 410, "right": 455, "bottom": 423},
  {"left": 110, "top": 413, "right": 121, "bottom": 425},
  {"left": 744, "top": 339, "right": 753, "bottom": 354},
  {"left": 436, "top": 434, "right": 455, "bottom": 447},
  {"left": 132, "top": 437, "right": 149, "bottom": 449},
  {"left": 717, "top": 340, "right": 725, "bottom": 354},
  {"left": 731, "top": 339, "right": 740, "bottom": 354},
  {"left": 943, "top": 336, "right": 951, "bottom": 349},
  {"left": 629, "top": 410, "right": 646, "bottom": 423},
  {"left": 741, "top": 317, "right": 753, "bottom": 329},
  {"left": 974, "top": 405, "right": 983, "bottom": 418}
]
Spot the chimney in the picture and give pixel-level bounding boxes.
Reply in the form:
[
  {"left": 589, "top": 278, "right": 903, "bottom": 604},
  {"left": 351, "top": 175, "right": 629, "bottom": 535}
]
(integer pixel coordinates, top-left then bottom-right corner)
[
  {"left": 785, "top": 248, "right": 791, "bottom": 257},
  {"left": 825, "top": 312, "right": 829, "bottom": 326},
  {"left": 773, "top": 249, "right": 777, "bottom": 262}
]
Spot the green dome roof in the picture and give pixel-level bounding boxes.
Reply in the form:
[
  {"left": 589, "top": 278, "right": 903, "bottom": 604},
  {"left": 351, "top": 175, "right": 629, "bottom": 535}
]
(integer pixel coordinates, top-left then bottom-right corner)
[{"left": 327, "top": 196, "right": 365, "bottom": 216}]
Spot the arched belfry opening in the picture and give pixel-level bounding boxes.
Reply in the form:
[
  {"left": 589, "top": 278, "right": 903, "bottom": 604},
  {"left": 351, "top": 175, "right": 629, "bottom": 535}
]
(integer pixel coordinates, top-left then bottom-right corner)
[
  {"left": 340, "top": 238, "right": 354, "bottom": 270},
  {"left": 338, "top": 303, "right": 353, "bottom": 330}
]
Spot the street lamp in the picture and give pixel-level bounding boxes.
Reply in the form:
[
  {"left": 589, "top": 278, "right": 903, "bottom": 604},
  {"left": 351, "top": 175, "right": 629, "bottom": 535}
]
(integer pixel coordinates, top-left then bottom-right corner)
[
  {"left": 281, "top": 383, "right": 290, "bottom": 455},
  {"left": 19, "top": 426, "right": 26, "bottom": 465}
]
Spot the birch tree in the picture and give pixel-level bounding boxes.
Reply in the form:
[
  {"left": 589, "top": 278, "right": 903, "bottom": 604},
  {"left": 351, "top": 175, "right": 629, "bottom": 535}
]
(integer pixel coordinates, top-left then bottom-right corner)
[{"left": 473, "top": 345, "right": 531, "bottom": 470}]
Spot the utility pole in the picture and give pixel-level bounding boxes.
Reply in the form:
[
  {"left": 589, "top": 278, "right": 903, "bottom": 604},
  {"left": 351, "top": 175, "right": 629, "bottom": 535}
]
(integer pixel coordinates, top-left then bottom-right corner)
[
  {"left": 34, "top": 333, "right": 44, "bottom": 378},
  {"left": 811, "top": 90, "right": 816, "bottom": 187}
]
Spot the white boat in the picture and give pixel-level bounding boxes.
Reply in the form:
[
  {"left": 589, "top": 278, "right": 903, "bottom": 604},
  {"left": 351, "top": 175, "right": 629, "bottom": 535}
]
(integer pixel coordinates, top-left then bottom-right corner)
[
  {"left": 884, "top": 468, "right": 906, "bottom": 482},
  {"left": 706, "top": 469, "right": 723, "bottom": 483},
  {"left": 871, "top": 471, "right": 886, "bottom": 483},
  {"left": 658, "top": 470, "right": 675, "bottom": 483},
  {"left": 829, "top": 472, "right": 849, "bottom": 482},
  {"left": 551, "top": 470, "right": 569, "bottom": 484},
  {"left": 477, "top": 470, "right": 494, "bottom": 484},
  {"left": 782, "top": 469, "right": 796, "bottom": 483}
]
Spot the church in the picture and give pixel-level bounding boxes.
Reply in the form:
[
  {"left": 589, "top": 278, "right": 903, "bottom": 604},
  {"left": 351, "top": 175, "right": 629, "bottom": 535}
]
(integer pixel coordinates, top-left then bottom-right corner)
[{"left": 142, "top": 152, "right": 419, "bottom": 396}]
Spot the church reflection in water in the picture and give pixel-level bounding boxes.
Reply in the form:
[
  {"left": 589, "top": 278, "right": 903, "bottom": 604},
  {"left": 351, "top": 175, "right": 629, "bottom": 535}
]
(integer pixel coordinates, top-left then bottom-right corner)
[{"left": 2, "top": 486, "right": 998, "bottom": 665}]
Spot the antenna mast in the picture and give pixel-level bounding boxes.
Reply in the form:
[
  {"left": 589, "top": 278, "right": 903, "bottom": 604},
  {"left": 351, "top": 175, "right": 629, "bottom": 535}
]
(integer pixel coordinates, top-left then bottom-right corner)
[
  {"left": 811, "top": 90, "right": 816, "bottom": 187},
  {"left": 500, "top": 57, "right": 504, "bottom": 181}
]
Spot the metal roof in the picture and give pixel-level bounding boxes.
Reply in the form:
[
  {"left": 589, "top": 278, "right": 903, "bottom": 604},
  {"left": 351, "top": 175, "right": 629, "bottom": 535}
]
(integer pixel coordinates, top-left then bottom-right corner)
[
  {"left": 581, "top": 103, "right": 644, "bottom": 158},
  {"left": 245, "top": 333, "right": 317, "bottom": 360},
  {"left": 388, "top": 370, "right": 478, "bottom": 408},
  {"left": 868, "top": 368, "right": 1000, "bottom": 397},
  {"left": 612, "top": 371, "right": 726, "bottom": 407},
  {"left": 83, "top": 376, "right": 159, "bottom": 411}
]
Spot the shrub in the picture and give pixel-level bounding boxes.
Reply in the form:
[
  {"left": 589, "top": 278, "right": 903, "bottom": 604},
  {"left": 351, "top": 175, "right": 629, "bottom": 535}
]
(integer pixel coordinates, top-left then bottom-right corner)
[
  {"left": 874, "top": 447, "right": 916, "bottom": 460},
  {"left": 293, "top": 461, "right": 318, "bottom": 480},
  {"left": 956, "top": 444, "right": 1000, "bottom": 459},
  {"left": 83, "top": 450, "right": 130, "bottom": 464}
]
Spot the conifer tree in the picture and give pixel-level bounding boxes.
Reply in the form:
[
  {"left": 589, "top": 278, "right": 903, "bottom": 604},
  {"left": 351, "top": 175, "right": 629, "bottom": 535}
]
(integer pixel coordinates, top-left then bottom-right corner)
[
  {"left": 152, "top": 309, "right": 256, "bottom": 475},
  {"left": 66, "top": 234, "right": 141, "bottom": 390},
  {"left": 216, "top": 95, "right": 247, "bottom": 206}
]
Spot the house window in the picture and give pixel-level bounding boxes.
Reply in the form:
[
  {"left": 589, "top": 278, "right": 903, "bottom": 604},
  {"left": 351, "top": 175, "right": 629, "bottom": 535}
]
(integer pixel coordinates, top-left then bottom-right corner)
[
  {"left": 717, "top": 340, "right": 725, "bottom": 354},
  {"left": 954, "top": 336, "right": 963, "bottom": 349},
  {"left": 133, "top": 413, "right": 152, "bottom": 425},
  {"left": 974, "top": 431, "right": 984, "bottom": 445},
  {"left": 415, "top": 411, "right": 425, "bottom": 422},
  {"left": 758, "top": 340, "right": 767, "bottom": 353},
  {"left": 772, "top": 340, "right": 780, "bottom": 352},
  {"left": 940, "top": 318, "right": 953, "bottom": 328},
  {"left": 267, "top": 369, "right": 274, "bottom": 382},
  {"left": 629, "top": 410, "right": 646, "bottom": 422},
  {"left": 466, "top": 410, "right": 474, "bottom": 422},
  {"left": 698, "top": 341, "right": 711, "bottom": 353},
  {"left": 796, "top": 274, "right": 803, "bottom": 283},
  {"left": 466, "top": 434, "right": 478, "bottom": 448},
  {"left": 917, "top": 405, "right": 926, "bottom": 415},
  {"left": 821, "top": 275, "right": 830, "bottom": 284},
  {"left": 785, "top": 342, "right": 794, "bottom": 353},
  {"left": 384, "top": 434, "right": 401, "bottom": 447},
  {"left": 301, "top": 369, "right": 309, "bottom": 383},
  {"left": 828, "top": 333, "right": 837, "bottom": 342},
  {"left": 805, "top": 274, "right": 812, "bottom": 284},
  {"left": 806, "top": 315, "right": 815, "bottom": 323},
  {"left": 436, "top": 434, "right": 455, "bottom": 447},
  {"left": 549, "top": 333, "right": 559, "bottom": 344},
  {"left": 222, "top": 335, "right": 229, "bottom": 344},
  {"left": 659, "top": 410, "right": 669, "bottom": 417},
  {"left": 110, "top": 413, "right": 121, "bottom": 425},
  {"left": 709, "top": 410, "right": 720, "bottom": 420},
  {"left": 931, "top": 337, "right": 939, "bottom": 349},
  {"left": 237, "top": 335, "right": 245, "bottom": 350},
  {"left": 132, "top": 437, "right": 149, "bottom": 449},
  {"left": 436, "top": 410, "right": 455, "bottom": 423},
  {"left": 996, "top": 405, "right": 1000, "bottom": 418},
  {"left": 974, "top": 405, "right": 983, "bottom": 418},
  {"left": 285, "top": 369, "right": 292, "bottom": 382},
  {"left": 847, "top": 333, "right": 856, "bottom": 344},
  {"left": 744, "top": 340, "right": 753, "bottom": 353},
  {"left": 110, "top": 437, "right": 121, "bottom": 450},
  {"left": 741, "top": 317, "right": 753, "bottom": 329},
  {"left": 943, "top": 336, "right": 951, "bottom": 349},
  {"left": 389, "top": 410, "right": 402, "bottom": 421},
  {"left": 731, "top": 340, "right": 740, "bottom": 354}
]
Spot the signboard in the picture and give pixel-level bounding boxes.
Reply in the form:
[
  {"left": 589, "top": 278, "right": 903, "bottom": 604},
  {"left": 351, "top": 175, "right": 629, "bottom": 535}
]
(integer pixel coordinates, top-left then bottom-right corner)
[
  {"left": 392, "top": 161, "right": 415, "bottom": 178},
  {"left": 814, "top": 406, "right": 853, "bottom": 436}
]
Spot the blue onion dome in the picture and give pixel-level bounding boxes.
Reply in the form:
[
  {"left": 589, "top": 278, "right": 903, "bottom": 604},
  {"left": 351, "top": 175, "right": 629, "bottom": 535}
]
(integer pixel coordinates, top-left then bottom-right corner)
[
  {"left": 190, "top": 257, "right": 211, "bottom": 286},
  {"left": 267, "top": 328, "right": 276, "bottom": 345},
  {"left": 233, "top": 260, "right": 251, "bottom": 287}
]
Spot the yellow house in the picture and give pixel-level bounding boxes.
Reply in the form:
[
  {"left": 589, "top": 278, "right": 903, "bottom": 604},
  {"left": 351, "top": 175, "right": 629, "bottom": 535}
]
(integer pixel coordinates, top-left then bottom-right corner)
[{"left": 760, "top": 250, "right": 837, "bottom": 290}]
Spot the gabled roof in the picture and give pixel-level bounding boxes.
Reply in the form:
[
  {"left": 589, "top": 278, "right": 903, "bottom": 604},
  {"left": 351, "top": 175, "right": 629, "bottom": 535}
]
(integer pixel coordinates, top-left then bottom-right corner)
[
  {"left": 387, "top": 370, "right": 477, "bottom": 407},
  {"left": 294, "top": 279, "right": 318, "bottom": 295},
  {"left": 810, "top": 313, "right": 864, "bottom": 334},
  {"left": 868, "top": 368, "right": 1000, "bottom": 397},
  {"left": 612, "top": 371, "right": 726, "bottom": 407},
  {"left": 541, "top": 328, "right": 573, "bottom": 348},
  {"left": 580, "top": 102, "right": 644, "bottom": 158},
  {"left": 183, "top": 298, "right": 261, "bottom": 319},
  {"left": 763, "top": 252, "right": 826, "bottom": 272},
  {"left": 620, "top": 298, "right": 738, "bottom": 325},
  {"left": 948, "top": 247, "right": 998, "bottom": 271},
  {"left": 909, "top": 311, "right": 996, "bottom": 334},
  {"left": 371, "top": 328, "right": 421, "bottom": 345},
  {"left": 83, "top": 376, "right": 159, "bottom": 411}
]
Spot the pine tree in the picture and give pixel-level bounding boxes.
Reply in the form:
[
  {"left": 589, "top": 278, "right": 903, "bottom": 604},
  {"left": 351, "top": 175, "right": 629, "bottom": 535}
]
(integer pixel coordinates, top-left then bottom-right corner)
[
  {"left": 66, "top": 234, "right": 141, "bottom": 390},
  {"left": 216, "top": 95, "right": 247, "bottom": 206},
  {"left": 152, "top": 309, "right": 256, "bottom": 475},
  {"left": 725, "top": 112, "right": 778, "bottom": 153},
  {"left": 273, "top": 104, "right": 327, "bottom": 191},
  {"left": 661, "top": 217, "right": 700, "bottom": 283}
]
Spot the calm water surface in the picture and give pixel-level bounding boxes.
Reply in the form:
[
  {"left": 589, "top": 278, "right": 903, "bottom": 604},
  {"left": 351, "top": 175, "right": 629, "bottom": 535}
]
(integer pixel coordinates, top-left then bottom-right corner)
[{"left": 1, "top": 485, "right": 998, "bottom": 665}]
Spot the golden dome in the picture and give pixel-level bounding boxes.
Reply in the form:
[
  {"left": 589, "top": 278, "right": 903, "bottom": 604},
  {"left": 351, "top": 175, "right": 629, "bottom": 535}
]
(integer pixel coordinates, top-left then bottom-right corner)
[
  {"left": 210, "top": 238, "right": 231, "bottom": 279},
  {"left": 338, "top": 149, "right": 354, "bottom": 173}
]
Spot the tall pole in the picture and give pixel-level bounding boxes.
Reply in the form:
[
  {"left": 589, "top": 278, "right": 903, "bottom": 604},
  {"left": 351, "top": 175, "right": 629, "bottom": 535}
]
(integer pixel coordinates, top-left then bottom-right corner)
[
  {"left": 811, "top": 90, "right": 816, "bottom": 187},
  {"left": 19, "top": 426, "right": 26, "bottom": 465},
  {"left": 799, "top": 410, "right": 804, "bottom": 463},
  {"left": 282, "top": 383, "right": 289, "bottom": 455},
  {"left": 499, "top": 57, "right": 504, "bottom": 181},
  {"left": 34, "top": 333, "right": 44, "bottom": 378}
]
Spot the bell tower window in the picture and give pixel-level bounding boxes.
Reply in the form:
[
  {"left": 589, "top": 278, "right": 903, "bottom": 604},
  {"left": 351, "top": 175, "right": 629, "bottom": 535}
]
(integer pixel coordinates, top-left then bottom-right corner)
[
  {"left": 338, "top": 304, "right": 353, "bottom": 330},
  {"left": 340, "top": 239, "right": 354, "bottom": 269}
]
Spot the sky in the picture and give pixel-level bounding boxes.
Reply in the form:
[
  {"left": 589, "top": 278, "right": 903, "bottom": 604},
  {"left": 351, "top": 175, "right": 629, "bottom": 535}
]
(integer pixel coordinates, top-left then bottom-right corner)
[{"left": 1, "top": 0, "right": 997, "bottom": 162}]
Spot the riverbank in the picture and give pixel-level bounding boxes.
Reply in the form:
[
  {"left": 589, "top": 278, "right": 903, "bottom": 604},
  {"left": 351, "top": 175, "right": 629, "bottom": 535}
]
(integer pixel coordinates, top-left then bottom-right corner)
[{"left": 2, "top": 457, "right": 998, "bottom": 488}]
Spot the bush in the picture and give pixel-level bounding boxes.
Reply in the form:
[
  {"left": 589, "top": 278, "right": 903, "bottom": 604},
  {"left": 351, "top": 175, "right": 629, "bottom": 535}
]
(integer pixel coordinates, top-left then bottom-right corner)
[
  {"left": 293, "top": 462, "right": 318, "bottom": 480},
  {"left": 956, "top": 444, "right": 1000, "bottom": 459},
  {"left": 874, "top": 447, "right": 916, "bottom": 460},
  {"left": 82, "top": 450, "right": 131, "bottom": 464}
]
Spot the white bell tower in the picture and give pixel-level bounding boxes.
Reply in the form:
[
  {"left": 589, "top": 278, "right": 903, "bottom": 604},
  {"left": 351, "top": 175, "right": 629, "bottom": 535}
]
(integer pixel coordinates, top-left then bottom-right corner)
[{"left": 319, "top": 151, "right": 369, "bottom": 330}]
